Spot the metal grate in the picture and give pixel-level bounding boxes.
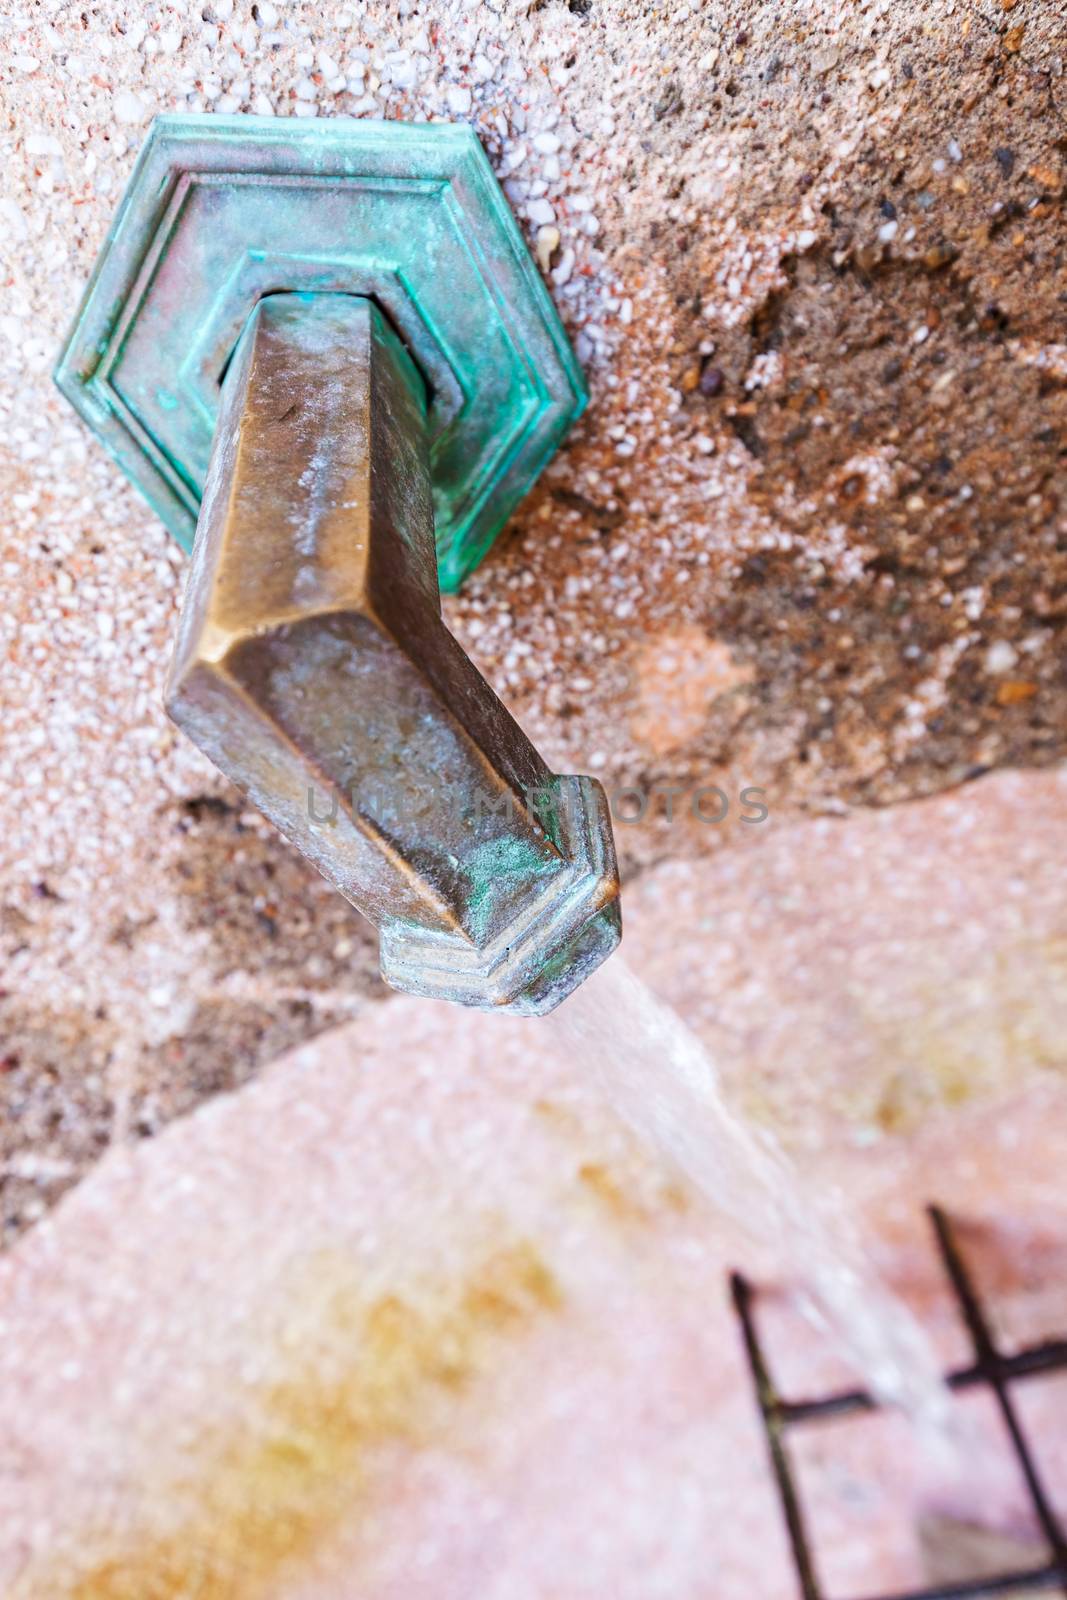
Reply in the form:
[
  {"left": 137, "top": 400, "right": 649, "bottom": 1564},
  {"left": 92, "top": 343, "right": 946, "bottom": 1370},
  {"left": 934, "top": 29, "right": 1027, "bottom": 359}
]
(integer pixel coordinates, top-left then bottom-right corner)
[{"left": 730, "top": 1205, "right": 1067, "bottom": 1600}]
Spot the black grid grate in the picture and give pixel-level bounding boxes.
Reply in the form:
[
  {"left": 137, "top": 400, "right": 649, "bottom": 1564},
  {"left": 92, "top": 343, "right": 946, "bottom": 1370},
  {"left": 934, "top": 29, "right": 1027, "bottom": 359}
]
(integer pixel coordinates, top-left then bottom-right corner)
[{"left": 730, "top": 1205, "right": 1067, "bottom": 1600}]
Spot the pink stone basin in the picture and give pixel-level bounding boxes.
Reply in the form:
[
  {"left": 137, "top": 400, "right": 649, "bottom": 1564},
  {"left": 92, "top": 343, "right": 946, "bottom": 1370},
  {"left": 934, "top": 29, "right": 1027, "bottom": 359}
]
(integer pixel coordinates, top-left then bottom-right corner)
[{"left": 1, "top": 769, "right": 1066, "bottom": 1596}]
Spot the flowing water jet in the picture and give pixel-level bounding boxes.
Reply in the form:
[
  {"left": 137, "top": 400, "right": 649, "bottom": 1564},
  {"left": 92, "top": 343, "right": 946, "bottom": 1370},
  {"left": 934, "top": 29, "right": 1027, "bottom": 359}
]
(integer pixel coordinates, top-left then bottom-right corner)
[
  {"left": 552, "top": 956, "right": 1044, "bottom": 1530},
  {"left": 552, "top": 955, "right": 957, "bottom": 1439}
]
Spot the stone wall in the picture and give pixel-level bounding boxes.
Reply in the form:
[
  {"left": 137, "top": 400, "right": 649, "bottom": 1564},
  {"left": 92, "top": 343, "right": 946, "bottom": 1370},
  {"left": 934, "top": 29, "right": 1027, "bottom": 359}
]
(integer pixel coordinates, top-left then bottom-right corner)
[{"left": 1, "top": 0, "right": 1064, "bottom": 1236}]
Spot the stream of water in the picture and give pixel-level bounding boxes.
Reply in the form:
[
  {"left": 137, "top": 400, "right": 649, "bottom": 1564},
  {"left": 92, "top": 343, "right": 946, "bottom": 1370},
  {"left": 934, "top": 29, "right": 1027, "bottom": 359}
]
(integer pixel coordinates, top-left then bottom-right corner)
[{"left": 553, "top": 954, "right": 954, "bottom": 1436}]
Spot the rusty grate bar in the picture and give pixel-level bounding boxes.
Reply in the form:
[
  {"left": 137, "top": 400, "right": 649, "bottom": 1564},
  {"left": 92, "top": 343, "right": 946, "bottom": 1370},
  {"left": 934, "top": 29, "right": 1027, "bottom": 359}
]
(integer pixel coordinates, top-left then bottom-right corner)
[
  {"left": 730, "top": 1204, "right": 1067, "bottom": 1600},
  {"left": 928, "top": 1206, "right": 1067, "bottom": 1576}
]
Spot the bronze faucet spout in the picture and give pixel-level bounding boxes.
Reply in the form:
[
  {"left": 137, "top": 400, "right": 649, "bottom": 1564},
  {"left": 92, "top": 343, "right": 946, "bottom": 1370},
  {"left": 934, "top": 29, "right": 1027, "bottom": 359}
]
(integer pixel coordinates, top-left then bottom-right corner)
[{"left": 165, "top": 293, "right": 620, "bottom": 1014}]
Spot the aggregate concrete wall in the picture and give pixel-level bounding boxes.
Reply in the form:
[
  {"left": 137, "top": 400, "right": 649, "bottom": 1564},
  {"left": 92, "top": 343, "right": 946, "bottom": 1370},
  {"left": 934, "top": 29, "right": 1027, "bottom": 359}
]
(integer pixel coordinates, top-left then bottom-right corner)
[{"left": 1, "top": 0, "right": 1064, "bottom": 1233}]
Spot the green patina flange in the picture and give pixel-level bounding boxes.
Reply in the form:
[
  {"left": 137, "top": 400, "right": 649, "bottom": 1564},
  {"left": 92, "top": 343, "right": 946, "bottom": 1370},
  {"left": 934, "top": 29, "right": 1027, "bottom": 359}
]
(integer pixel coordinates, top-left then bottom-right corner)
[{"left": 54, "top": 114, "right": 587, "bottom": 591}]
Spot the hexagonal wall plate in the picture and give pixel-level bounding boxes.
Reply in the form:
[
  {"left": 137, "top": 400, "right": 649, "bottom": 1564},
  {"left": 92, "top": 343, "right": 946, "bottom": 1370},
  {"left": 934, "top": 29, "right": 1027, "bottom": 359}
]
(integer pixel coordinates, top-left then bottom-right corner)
[{"left": 54, "top": 114, "right": 587, "bottom": 591}]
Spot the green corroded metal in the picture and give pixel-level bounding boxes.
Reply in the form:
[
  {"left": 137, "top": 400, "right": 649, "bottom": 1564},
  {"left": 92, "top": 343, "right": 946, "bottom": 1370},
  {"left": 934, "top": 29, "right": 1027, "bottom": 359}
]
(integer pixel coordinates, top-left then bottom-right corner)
[{"left": 53, "top": 113, "right": 587, "bottom": 591}]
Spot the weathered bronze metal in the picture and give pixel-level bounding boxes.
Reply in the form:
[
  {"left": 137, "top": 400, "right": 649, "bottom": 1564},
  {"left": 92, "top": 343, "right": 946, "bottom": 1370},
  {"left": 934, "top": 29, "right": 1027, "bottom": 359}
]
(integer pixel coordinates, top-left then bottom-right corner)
[{"left": 166, "top": 294, "right": 621, "bottom": 1014}]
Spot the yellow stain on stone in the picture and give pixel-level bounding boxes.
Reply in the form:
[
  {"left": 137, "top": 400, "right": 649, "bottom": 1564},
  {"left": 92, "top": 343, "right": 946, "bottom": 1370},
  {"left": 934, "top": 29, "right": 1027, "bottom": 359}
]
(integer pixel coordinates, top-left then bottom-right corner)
[
  {"left": 578, "top": 1159, "right": 638, "bottom": 1221},
  {"left": 576, "top": 1160, "right": 690, "bottom": 1224},
  {"left": 535, "top": 1097, "right": 693, "bottom": 1224},
  {"left": 865, "top": 937, "right": 1067, "bottom": 1136},
  {"left": 19, "top": 1241, "right": 561, "bottom": 1600}
]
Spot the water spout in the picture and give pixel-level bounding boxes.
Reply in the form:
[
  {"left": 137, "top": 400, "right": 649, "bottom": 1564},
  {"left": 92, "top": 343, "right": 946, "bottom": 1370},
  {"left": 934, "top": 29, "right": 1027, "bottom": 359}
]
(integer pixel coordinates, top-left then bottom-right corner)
[{"left": 165, "top": 293, "right": 621, "bottom": 1014}]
